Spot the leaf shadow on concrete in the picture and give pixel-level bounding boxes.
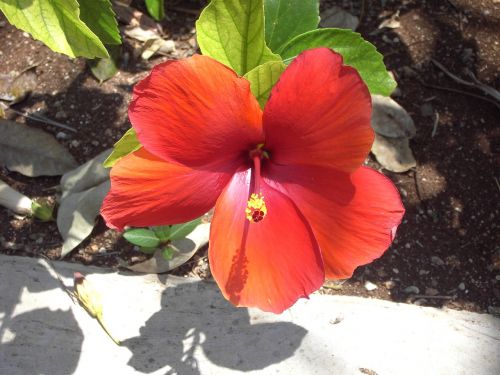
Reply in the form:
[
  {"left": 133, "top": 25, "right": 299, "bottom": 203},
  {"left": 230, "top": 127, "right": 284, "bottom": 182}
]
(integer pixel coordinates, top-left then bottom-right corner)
[
  {"left": 122, "top": 278, "right": 308, "bottom": 375},
  {"left": 0, "top": 257, "right": 84, "bottom": 375}
]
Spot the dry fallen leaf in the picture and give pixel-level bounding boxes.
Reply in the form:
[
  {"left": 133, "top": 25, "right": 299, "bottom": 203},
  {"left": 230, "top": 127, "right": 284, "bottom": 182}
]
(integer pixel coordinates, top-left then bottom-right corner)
[
  {"left": 371, "top": 134, "right": 416, "bottom": 173},
  {"left": 74, "top": 272, "right": 120, "bottom": 345},
  {"left": 0, "top": 120, "right": 78, "bottom": 176},
  {"left": 0, "top": 67, "right": 37, "bottom": 104}
]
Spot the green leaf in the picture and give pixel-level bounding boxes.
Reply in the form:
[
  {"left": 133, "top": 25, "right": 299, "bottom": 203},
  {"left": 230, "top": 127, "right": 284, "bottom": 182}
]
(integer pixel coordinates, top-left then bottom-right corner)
[
  {"left": 139, "top": 246, "right": 157, "bottom": 254},
  {"left": 161, "top": 246, "right": 176, "bottom": 261},
  {"left": 196, "top": 0, "right": 281, "bottom": 75},
  {"left": 264, "top": 0, "right": 319, "bottom": 53},
  {"left": 123, "top": 228, "right": 160, "bottom": 248},
  {"left": 88, "top": 44, "right": 120, "bottom": 83},
  {"left": 169, "top": 218, "right": 202, "bottom": 241},
  {"left": 79, "top": 0, "right": 121, "bottom": 45},
  {"left": 152, "top": 225, "right": 171, "bottom": 242},
  {"left": 244, "top": 61, "right": 285, "bottom": 108},
  {"left": 279, "top": 29, "right": 397, "bottom": 96},
  {"left": 145, "top": 0, "right": 165, "bottom": 21},
  {"left": 103, "top": 128, "right": 142, "bottom": 168},
  {"left": 31, "top": 201, "right": 54, "bottom": 222},
  {"left": 0, "top": 0, "right": 109, "bottom": 58}
]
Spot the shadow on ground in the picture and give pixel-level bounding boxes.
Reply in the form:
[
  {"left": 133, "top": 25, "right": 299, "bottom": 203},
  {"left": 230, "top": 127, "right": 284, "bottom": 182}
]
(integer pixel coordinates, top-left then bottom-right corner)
[{"left": 122, "top": 279, "right": 307, "bottom": 374}]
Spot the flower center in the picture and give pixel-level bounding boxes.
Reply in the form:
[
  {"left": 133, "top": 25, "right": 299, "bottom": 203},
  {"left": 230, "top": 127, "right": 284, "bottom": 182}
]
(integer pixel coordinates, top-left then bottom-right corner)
[
  {"left": 245, "top": 193, "right": 267, "bottom": 222},
  {"left": 245, "top": 144, "right": 268, "bottom": 223}
]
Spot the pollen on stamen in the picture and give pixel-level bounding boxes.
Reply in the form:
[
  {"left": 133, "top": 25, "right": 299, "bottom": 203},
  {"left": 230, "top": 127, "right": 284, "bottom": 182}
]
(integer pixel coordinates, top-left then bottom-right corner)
[{"left": 245, "top": 193, "right": 267, "bottom": 223}]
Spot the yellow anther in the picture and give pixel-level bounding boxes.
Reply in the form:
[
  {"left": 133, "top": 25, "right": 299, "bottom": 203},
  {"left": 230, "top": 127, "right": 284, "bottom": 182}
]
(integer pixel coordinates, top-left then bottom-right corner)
[{"left": 245, "top": 193, "right": 267, "bottom": 223}]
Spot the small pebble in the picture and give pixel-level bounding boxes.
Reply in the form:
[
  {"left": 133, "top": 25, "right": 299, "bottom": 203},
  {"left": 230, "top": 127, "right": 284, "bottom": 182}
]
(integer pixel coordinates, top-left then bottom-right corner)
[
  {"left": 458, "top": 282, "right": 466, "bottom": 291},
  {"left": 425, "top": 288, "right": 439, "bottom": 296},
  {"left": 404, "top": 286, "right": 420, "bottom": 294},
  {"left": 431, "top": 256, "right": 445, "bottom": 266},
  {"left": 364, "top": 281, "right": 378, "bottom": 291},
  {"left": 56, "top": 131, "right": 68, "bottom": 140},
  {"left": 392, "top": 268, "right": 399, "bottom": 274},
  {"left": 384, "top": 280, "right": 396, "bottom": 289},
  {"left": 55, "top": 110, "right": 67, "bottom": 119},
  {"left": 420, "top": 103, "right": 434, "bottom": 117}
]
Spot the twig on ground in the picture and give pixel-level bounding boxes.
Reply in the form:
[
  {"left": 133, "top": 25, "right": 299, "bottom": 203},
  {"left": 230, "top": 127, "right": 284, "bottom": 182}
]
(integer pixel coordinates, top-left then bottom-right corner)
[
  {"left": 7, "top": 108, "right": 77, "bottom": 132},
  {"left": 431, "top": 112, "right": 440, "bottom": 138},
  {"left": 411, "top": 295, "right": 456, "bottom": 300},
  {"left": 359, "top": 0, "right": 366, "bottom": 26},
  {"left": 431, "top": 59, "right": 500, "bottom": 103},
  {"left": 494, "top": 177, "right": 500, "bottom": 193},
  {"left": 417, "top": 79, "right": 500, "bottom": 109}
]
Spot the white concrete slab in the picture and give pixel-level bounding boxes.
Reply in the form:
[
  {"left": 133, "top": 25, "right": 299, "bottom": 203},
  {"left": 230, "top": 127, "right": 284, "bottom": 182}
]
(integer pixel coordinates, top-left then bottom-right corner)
[{"left": 0, "top": 255, "right": 499, "bottom": 375}]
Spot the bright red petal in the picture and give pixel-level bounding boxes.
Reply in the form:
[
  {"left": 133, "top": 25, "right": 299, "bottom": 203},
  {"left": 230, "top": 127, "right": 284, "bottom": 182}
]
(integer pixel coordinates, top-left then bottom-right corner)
[
  {"left": 129, "top": 55, "right": 264, "bottom": 167},
  {"left": 266, "top": 164, "right": 404, "bottom": 279},
  {"left": 209, "top": 169, "right": 324, "bottom": 313},
  {"left": 101, "top": 148, "right": 238, "bottom": 231},
  {"left": 263, "top": 48, "right": 373, "bottom": 172}
]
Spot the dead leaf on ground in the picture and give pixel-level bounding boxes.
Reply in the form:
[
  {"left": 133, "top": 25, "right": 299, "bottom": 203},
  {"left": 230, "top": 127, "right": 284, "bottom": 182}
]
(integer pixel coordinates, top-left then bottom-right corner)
[
  {"left": 125, "top": 223, "right": 210, "bottom": 273},
  {"left": 0, "top": 120, "right": 77, "bottom": 176},
  {"left": 58, "top": 150, "right": 112, "bottom": 257},
  {"left": 371, "top": 95, "right": 416, "bottom": 139},
  {"left": 113, "top": 1, "right": 157, "bottom": 29},
  {"left": 113, "top": 0, "right": 175, "bottom": 60},
  {"left": 58, "top": 180, "right": 110, "bottom": 258},
  {"left": 371, "top": 134, "right": 416, "bottom": 173},
  {"left": 60, "top": 149, "right": 112, "bottom": 199},
  {"left": 0, "top": 67, "right": 37, "bottom": 104},
  {"left": 378, "top": 11, "right": 401, "bottom": 29}
]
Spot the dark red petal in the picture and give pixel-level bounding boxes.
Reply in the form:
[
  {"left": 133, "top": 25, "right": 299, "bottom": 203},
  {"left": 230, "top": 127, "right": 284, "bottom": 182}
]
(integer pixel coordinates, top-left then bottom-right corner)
[
  {"left": 263, "top": 48, "right": 373, "bottom": 172},
  {"left": 266, "top": 164, "right": 404, "bottom": 279},
  {"left": 101, "top": 148, "right": 238, "bottom": 231},
  {"left": 209, "top": 169, "right": 324, "bottom": 313},
  {"left": 129, "top": 55, "right": 264, "bottom": 167}
]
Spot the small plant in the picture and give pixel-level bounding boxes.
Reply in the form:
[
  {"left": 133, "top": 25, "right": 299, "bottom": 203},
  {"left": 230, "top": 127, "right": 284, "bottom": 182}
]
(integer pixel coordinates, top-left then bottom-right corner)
[{"left": 123, "top": 218, "right": 201, "bottom": 260}]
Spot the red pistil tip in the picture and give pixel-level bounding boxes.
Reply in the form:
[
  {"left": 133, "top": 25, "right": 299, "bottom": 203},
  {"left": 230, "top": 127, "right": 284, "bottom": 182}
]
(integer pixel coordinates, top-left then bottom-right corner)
[{"left": 245, "top": 193, "right": 267, "bottom": 223}]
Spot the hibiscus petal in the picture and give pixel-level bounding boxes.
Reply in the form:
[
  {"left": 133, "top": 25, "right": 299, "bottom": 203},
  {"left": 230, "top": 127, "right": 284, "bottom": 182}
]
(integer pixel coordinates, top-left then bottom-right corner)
[
  {"left": 263, "top": 48, "right": 373, "bottom": 172},
  {"left": 101, "top": 148, "right": 237, "bottom": 231},
  {"left": 129, "top": 54, "right": 264, "bottom": 167},
  {"left": 266, "top": 164, "right": 405, "bottom": 279},
  {"left": 209, "top": 169, "right": 324, "bottom": 313}
]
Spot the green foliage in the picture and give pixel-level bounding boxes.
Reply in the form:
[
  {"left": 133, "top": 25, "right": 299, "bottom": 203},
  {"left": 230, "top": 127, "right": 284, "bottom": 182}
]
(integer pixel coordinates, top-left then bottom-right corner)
[
  {"left": 145, "top": 0, "right": 165, "bottom": 21},
  {"left": 244, "top": 61, "right": 285, "bottom": 108},
  {"left": 168, "top": 218, "right": 202, "bottom": 241},
  {"left": 124, "top": 218, "right": 203, "bottom": 255},
  {"left": 264, "top": 0, "right": 319, "bottom": 53},
  {"left": 278, "top": 29, "right": 397, "bottom": 96},
  {"left": 103, "top": 128, "right": 142, "bottom": 168},
  {"left": 79, "top": 0, "right": 121, "bottom": 45},
  {"left": 152, "top": 225, "right": 171, "bottom": 242},
  {"left": 123, "top": 228, "right": 161, "bottom": 248},
  {"left": 161, "top": 246, "right": 176, "bottom": 261},
  {"left": 88, "top": 44, "right": 120, "bottom": 83},
  {"left": 0, "top": 0, "right": 111, "bottom": 58},
  {"left": 31, "top": 201, "right": 54, "bottom": 222},
  {"left": 196, "top": 0, "right": 281, "bottom": 76}
]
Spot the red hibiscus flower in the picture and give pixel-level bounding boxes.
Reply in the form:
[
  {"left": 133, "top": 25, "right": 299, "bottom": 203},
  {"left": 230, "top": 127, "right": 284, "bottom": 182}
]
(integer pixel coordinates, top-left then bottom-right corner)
[{"left": 101, "top": 48, "right": 405, "bottom": 313}]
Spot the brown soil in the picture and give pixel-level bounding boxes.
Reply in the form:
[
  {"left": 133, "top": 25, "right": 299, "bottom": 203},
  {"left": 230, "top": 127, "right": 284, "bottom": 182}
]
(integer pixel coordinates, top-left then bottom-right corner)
[{"left": 1, "top": 0, "right": 499, "bottom": 314}]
